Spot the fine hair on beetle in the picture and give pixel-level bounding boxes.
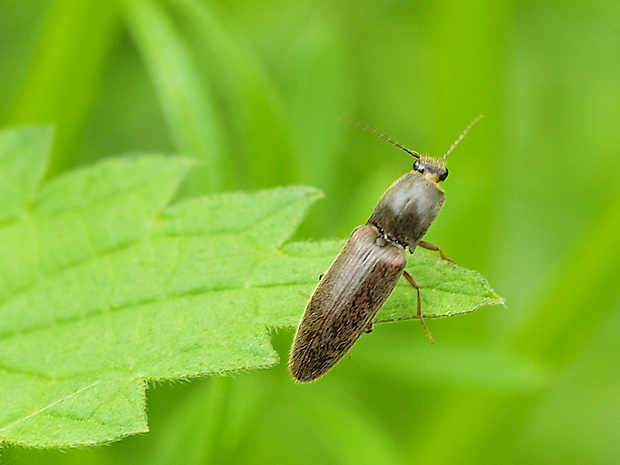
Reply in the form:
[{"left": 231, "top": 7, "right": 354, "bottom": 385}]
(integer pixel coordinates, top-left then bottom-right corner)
[{"left": 289, "top": 116, "right": 483, "bottom": 383}]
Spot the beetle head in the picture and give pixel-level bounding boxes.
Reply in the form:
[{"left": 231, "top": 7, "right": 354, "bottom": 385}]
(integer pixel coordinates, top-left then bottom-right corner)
[{"left": 413, "top": 156, "right": 448, "bottom": 183}]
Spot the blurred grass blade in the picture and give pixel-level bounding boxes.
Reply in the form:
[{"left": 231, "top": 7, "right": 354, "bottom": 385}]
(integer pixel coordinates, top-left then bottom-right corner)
[
  {"left": 513, "top": 187, "right": 620, "bottom": 362},
  {"left": 148, "top": 378, "right": 234, "bottom": 465},
  {"left": 170, "top": 0, "right": 296, "bottom": 189},
  {"left": 5, "top": 0, "right": 120, "bottom": 175},
  {"left": 426, "top": 0, "right": 508, "bottom": 270},
  {"left": 284, "top": 389, "right": 404, "bottom": 465},
  {"left": 277, "top": 19, "right": 353, "bottom": 235},
  {"left": 124, "top": 0, "right": 229, "bottom": 194},
  {"left": 283, "top": 21, "right": 351, "bottom": 186}
]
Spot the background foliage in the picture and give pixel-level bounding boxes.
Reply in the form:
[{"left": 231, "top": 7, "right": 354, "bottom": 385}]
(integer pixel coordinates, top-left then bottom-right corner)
[{"left": 1, "top": 0, "right": 619, "bottom": 464}]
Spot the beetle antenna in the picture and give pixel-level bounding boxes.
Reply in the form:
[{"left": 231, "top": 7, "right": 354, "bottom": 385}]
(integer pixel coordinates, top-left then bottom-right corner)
[
  {"left": 344, "top": 115, "right": 421, "bottom": 159},
  {"left": 442, "top": 115, "right": 484, "bottom": 160}
]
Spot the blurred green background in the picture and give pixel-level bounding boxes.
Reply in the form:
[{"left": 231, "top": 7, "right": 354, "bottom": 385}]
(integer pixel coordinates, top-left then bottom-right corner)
[{"left": 1, "top": 0, "right": 619, "bottom": 464}]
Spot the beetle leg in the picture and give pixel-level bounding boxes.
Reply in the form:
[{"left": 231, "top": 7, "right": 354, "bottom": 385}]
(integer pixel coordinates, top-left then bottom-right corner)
[
  {"left": 364, "top": 320, "right": 374, "bottom": 333},
  {"left": 402, "top": 270, "right": 434, "bottom": 343},
  {"left": 418, "top": 241, "right": 453, "bottom": 263}
]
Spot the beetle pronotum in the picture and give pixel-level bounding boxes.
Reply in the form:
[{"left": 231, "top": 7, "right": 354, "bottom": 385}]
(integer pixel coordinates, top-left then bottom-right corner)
[{"left": 289, "top": 116, "right": 483, "bottom": 383}]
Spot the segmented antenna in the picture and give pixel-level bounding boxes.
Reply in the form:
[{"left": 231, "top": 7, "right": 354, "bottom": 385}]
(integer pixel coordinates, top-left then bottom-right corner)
[
  {"left": 442, "top": 115, "right": 484, "bottom": 160},
  {"left": 343, "top": 115, "right": 421, "bottom": 159}
]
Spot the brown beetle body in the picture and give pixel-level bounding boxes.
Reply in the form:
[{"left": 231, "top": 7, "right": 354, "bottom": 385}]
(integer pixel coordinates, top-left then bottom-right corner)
[
  {"left": 289, "top": 223, "right": 405, "bottom": 382},
  {"left": 289, "top": 117, "right": 482, "bottom": 382},
  {"left": 289, "top": 171, "right": 444, "bottom": 382}
]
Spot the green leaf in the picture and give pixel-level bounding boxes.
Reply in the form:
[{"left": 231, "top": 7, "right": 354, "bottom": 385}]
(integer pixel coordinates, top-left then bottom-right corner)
[
  {"left": 273, "top": 240, "right": 503, "bottom": 325},
  {"left": 383, "top": 251, "right": 505, "bottom": 321},
  {"left": 0, "top": 126, "right": 502, "bottom": 449}
]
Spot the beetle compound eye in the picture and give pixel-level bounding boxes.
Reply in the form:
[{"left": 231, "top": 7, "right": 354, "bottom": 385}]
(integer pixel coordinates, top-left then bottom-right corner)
[{"left": 439, "top": 169, "right": 449, "bottom": 181}]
